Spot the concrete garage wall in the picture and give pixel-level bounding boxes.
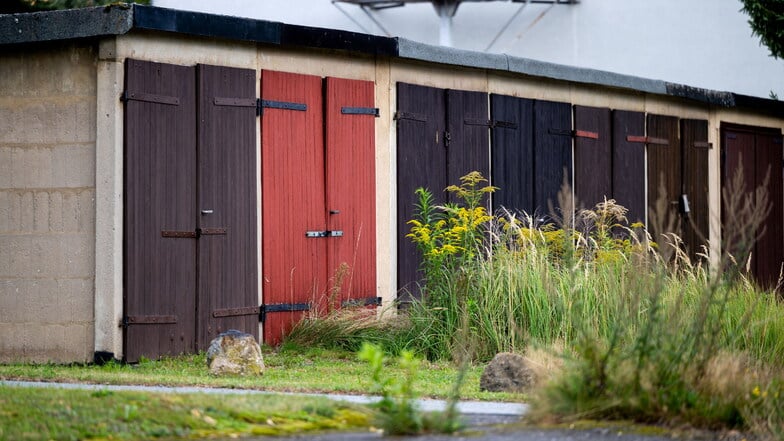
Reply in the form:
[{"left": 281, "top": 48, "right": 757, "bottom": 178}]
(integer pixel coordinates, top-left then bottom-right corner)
[{"left": 0, "top": 43, "right": 97, "bottom": 363}]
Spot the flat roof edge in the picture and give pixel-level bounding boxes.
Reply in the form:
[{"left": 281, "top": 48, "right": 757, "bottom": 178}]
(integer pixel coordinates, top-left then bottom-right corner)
[
  {"left": 397, "top": 38, "right": 509, "bottom": 71},
  {"left": 508, "top": 57, "right": 666, "bottom": 95},
  {"left": 132, "top": 5, "right": 281, "bottom": 45},
  {"left": 0, "top": 6, "right": 133, "bottom": 45}
]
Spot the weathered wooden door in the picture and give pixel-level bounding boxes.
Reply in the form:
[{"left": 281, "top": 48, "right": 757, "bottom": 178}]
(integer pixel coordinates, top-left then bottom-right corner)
[
  {"left": 645, "top": 115, "right": 710, "bottom": 259},
  {"left": 325, "top": 77, "right": 378, "bottom": 309},
  {"left": 680, "top": 119, "right": 710, "bottom": 260},
  {"left": 573, "top": 105, "right": 611, "bottom": 210},
  {"left": 533, "top": 100, "right": 572, "bottom": 221},
  {"left": 612, "top": 110, "right": 646, "bottom": 224},
  {"left": 396, "top": 83, "right": 489, "bottom": 302},
  {"left": 124, "top": 60, "right": 258, "bottom": 362},
  {"left": 722, "top": 124, "right": 784, "bottom": 290},
  {"left": 124, "top": 59, "right": 197, "bottom": 362},
  {"left": 489, "top": 95, "right": 572, "bottom": 220},
  {"left": 646, "top": 114, "right": 681, "bottom": 246},
  {"left": 396, "top": 83, "right": 446, "bottom": 301},
  {"left": 196, "top": 64, "right": 259, "bottom": 346},
  {"left": 490, "top": 94, "right": 534, "bottom": 214},
  {"left": 261, "top": 70, "right": 326, "bottom": 346},
  {"left": 261, "top": 71, "right": 377, "bottom": 345}
]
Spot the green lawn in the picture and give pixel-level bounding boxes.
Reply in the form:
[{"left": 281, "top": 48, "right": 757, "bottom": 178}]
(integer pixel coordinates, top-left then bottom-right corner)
[
  {"left": 0, "top": 385, "right": 372, "bottom": 440},
  {"left": 0, "top": 346, "right": 521, "bottom": 402}
]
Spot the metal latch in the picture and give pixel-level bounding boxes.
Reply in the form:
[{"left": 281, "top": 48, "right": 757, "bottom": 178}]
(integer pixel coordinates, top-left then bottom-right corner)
[{"left": 305, "top": 230, "right": 344, "bottom": 238}]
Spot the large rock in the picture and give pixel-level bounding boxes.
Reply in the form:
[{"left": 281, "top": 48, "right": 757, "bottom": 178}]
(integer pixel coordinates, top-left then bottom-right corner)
[
  {"left": 206, "top": 330, "right": 265, "bottom": 376},
  {"left": 479, "top": 352, "right": 535, "bottom": 393}
]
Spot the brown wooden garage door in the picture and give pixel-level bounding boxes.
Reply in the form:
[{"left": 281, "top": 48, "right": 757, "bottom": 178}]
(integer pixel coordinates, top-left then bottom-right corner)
[
  {"left": 722, "top": 124, "right": 784, "bottom": 290},
  {"left": 123, "top": 59, "right": 258, "bottom": 362}
]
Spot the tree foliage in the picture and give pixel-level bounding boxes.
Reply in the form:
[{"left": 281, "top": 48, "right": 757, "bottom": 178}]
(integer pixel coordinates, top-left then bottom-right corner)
[{"left": 740, "top": 0, "right": 784, "bottom": 59}]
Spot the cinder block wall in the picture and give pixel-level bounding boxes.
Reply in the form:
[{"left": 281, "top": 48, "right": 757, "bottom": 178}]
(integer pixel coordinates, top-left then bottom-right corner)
[{"left": 0, "top": 43, "right": 97, "bottom": 362}]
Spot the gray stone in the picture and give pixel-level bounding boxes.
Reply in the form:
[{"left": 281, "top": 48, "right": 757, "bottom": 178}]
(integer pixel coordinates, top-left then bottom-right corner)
[
  {"left": 206, "top": 330, "right": 265, "bottom": 376},
  {"left": 479, "top": 352, "right": 535, "bottom": 393}
]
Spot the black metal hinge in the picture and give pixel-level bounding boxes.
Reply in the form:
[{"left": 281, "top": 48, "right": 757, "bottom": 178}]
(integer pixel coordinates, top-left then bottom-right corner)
[
  {"left": 342, "top": 106, "right": 380, "bottom": 117},
  {"left": 464, "top": 118, "right": 492, "bottom": 127},
  {"left": 394, "top": 111, "right": 427, "bottom": 122},
  {"left": 257, "top": 98, "right": 308, "bottom": 116},
  {"left": 121, "top": 90, "right": 180, "bottom": 106},
  {"left": 444, "top": 131, "right": 451, "bottom": 147},
  {"left": 259, "top": 303, "right": 311, "bottom": 322},
  {"left": 121, "top": 315, "right": 177, "bottom": 328},
  {"left": 492, "top": 120, "right": 518, "bottom": 130}
]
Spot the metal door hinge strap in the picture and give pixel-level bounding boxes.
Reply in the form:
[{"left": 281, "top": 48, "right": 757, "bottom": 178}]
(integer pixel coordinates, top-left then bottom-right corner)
[
  {"left": 626, "top": 135, "right": 669, "bottom": 146},
  {"left": 122, "top": 315, "right": 177, "bottom": 328},
  {"left": 259, "top": 303, "right": 310, "bottom": 322},
  {"left": 549, "top": 128, "right": 599, "bottom": 139},
  {"left": 692, "top": 141, "right": 713, "bottom": 149},
  {"left": 257, "top": 99, "right": 307, "bottom": 116},
  {"left": 464, "top": 118, "right": 492, "bottom": 127},
  {"left": 214, "top": 97, "right": 256, "bottom": 107},
  {"left": 161, "top": 228, "right": 227, "bottom": 238},
  {"left": 161, "top": 230, "right": 197, "bottom": 238},
  {"left": 492, "top": 120, "right": 518, "bottom": 129},
  {"left": 342, "top": 297, "right": 383, "bottom": 308},
  {"left": 342, "top": 106, "right": 380, "bottom": 117},
  {"left": 212, "top": 306, "right": 260, "bottom": 318},
  {"left": 394, "top": 111, "right": 427, "bottom": 122},
  {"left": 121, "top": 91, "right": 180, "bottom": 106},
  {"left": 305, "top": 230, "right": 344, "bottom": 238}
]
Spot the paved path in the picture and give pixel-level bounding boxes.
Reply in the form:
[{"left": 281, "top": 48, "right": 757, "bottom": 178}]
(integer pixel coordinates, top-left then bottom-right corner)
[
  {"left": 2, "top": 380, "right": 526, "bottom": 415},
  {"left": 1, "top": 380, "right": 717, "bottom": 441}
]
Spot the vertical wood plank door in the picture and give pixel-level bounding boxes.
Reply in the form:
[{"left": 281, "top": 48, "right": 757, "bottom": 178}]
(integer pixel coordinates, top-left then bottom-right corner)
[
  {"left": 612, "top": 111, "right": 646, "bottom": 225},
  {"left": 261, "top": 70, "right": 326, "bottom": 345},
  {"left": 446, "top": 89, "right": 490, "bottom": 199},
  {"left": 490, "top": 94, "right": 534, "bottom": 215},
  {"left": 533, "top": 100, "right": 572, "bottom": 221},
  {"left": 396, "top": 82, "right": 446, "bottom": 302},
  {"left": 123, "top": 59, "right": 197, "bottom": 362},
  {"left": 325, "top": 77, "right": 377, "bottom": 309},
  {"left": 196, "top": 64, "right": 259, "bottom": 348},
  {"left": 680, "top": 119, "right": 710, "bottom": 260},
  {"left": 754, "top": 132, "right": 784, "bottom": 289},
  {"left": 722, "top": 128, "right": 758, "bottom": 275},
  {"left": 573, "top": 105, "right": 612, "bottom": 211},
  {"left": 646, "top": 114, "right": 681, "bottom": 245}
]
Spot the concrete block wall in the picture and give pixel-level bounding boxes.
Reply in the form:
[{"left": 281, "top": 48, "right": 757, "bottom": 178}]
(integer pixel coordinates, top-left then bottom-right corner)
[{"left": 0, "top": 43, "right": 97, "bottom": 362}]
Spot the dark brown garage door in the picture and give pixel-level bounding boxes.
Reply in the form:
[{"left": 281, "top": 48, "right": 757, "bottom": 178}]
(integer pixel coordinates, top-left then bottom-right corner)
[
  {"left": 722, "top": 124, "right": 784, "bottom": 290},
  {"left": 396, "top": 83, "right": 490, "bottom": 302},
  {"left": 123, "top": 59, "right": 258, "bottom": 362}
]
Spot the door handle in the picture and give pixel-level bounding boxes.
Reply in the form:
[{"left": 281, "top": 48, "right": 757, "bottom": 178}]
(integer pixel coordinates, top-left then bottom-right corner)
[{"left": 201, "top": 209, "right": 214, "bottom": 215}]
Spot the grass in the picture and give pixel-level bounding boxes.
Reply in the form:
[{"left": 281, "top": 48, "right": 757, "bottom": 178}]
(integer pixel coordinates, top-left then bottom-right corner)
[
  {"left": 0, "top": 346, "right": 520, "bottom": 402},
  {"left": 0, "top": 385, "right": 371, "bottom": 440},
  {"left": 284, "top": 171, "right": 784, "bottom": 439}
]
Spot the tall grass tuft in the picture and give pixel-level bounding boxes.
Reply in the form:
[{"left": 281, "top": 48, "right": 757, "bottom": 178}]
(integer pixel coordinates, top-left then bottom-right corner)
[{"left": 287, "top": 170, "right": 784, "bottom": 437}]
